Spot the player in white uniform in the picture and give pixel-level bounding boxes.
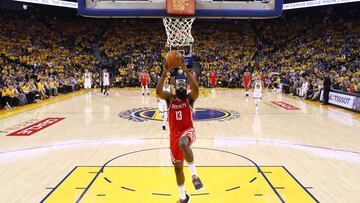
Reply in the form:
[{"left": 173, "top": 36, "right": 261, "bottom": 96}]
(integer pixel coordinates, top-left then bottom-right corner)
[
  {"left": 84, "top": 69, "right": 92, "bottom": 89},
  {"left": 299, "top": 78, "right": 309, "bottom": 99},
  {"left": 103, "top": 69, "right": 110, "bottom": 96},
  {"left": 253, "top": 76, "right": 263, "bottom": 111},
  {"left": 157, "top": 78, "right": 171, "bottom": 130}
]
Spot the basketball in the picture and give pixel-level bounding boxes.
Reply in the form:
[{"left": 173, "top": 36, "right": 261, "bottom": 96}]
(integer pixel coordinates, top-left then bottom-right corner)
[{"left": 165, "top": 50, "right": 182, "bottom": 69}]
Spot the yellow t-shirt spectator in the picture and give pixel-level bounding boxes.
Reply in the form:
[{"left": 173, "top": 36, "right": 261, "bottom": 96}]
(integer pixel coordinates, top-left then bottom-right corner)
[
  {"left": 1, "top": 88, "right": 8, "bottom": 96},
  {"left": 49, "top": 81, "right": 56, "bottom": 89},
  {"left": 37, "top": 82, "right": 45, "bottom": 91},
  {"left": 6, "top": 88, "right": 15, "bottom": 96},
  {"left": 22, "top": 85, "right": 30, "bottom": 92}
]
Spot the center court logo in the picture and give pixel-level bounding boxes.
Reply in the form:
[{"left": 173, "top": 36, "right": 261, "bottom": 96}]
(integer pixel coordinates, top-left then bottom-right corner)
[{"left": 119, "top": 107, "right": 240, "bottom": 122}]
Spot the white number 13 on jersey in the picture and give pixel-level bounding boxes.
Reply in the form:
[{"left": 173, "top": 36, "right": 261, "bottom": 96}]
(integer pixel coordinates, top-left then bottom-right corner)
[{"left": 175, "top": 111, "right": 182, "bottom": 120}]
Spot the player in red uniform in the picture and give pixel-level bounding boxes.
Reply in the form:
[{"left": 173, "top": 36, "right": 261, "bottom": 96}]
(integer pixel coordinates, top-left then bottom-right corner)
[
  {"left": 260, "top": 72, "right": 267, "bottom": 88},
  {"left": 243, "top": 69, "right": 251, "bottom": 96},
  {"left": 156, "top": 58, "right": 203, "bottom": 203},
  {"left": 139, "top": 71, "right": 149, "bottom": 95},
  {"left": 209, "top": 70, "right": 216, "bottom": 94}
]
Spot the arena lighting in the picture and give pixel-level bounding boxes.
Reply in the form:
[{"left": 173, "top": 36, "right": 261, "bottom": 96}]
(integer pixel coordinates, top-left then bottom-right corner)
[{"left": 12, "top": 0, "right": 360, "bottom": 11}]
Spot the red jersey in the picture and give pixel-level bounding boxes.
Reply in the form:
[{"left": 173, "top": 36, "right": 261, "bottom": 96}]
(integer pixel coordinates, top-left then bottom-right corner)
[
  {"left": 210, "top": 71, "right": 216, "bottom": 86},
  {"left": 243, "top": 72, "right": 251, "bottom": 84},
  {"left": 243, "top": 72, "right": 251, "bottom": 82},
  {"left": 168, "top": 97, "right": 194, "bottom": 136},
  {"left": 140, "top": 73, "right": 148, "bottom": 85},
  {"left": 261, "top": 75, "right": 266, "bottom": 87}
]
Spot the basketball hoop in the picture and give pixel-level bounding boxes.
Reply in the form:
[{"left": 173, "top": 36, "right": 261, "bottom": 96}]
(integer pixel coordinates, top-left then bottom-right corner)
[{"left": 163, "top": 17, "right": 195, "bottom": 47}]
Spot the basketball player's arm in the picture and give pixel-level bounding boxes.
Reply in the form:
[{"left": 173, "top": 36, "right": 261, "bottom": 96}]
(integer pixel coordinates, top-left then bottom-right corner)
[
  {"left": 181, "top": 60, "right": 199, "bottom": 104},
  {"left": 156, "top": 64, "right": 172, "bottom": 103}
]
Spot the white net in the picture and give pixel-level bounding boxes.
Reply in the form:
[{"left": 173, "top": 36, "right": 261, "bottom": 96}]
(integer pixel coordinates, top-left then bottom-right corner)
[{"left": 163, "top": 17, "right": 195, "bottom": 47}]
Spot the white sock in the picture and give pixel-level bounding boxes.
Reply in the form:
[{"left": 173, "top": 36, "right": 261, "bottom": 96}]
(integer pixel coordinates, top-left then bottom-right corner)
[
  {"left": 188, "top": 162, "right": 198, "bottom": 177},
  {"left": 178, "top": 185, "right": 186, "bottom": 200}
]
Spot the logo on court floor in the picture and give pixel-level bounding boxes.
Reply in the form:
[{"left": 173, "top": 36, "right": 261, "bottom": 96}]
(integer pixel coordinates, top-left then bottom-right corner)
[
  {"left": 119, "top": 107, "right": 240, "bottom": 122},
  {"left": 6, "top": 118, "right": 65, "bottom": 136},
  {"left": 271, "top": 101, "right": 300, "bottom": 110}
]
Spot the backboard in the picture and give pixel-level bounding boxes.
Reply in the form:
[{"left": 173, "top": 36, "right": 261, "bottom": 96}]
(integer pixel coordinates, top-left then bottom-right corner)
[{"left": 78, "top": 0, "right": 283, "bottom": 19}]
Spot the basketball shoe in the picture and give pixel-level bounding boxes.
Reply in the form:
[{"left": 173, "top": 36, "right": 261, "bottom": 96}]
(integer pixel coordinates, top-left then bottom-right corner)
[
  {"left": 192, "top": 175, "right": 203, "bottom": 191},
  {"left": 177, "top": 194, "right": 190, "bottom": 203}
]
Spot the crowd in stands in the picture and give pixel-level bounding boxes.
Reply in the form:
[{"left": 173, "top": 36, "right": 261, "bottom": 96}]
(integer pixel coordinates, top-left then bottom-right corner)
[
  {"left": 100, "top": 21, "right": 164, "bottom": 88},
  {"left": 0, "top": 12, "right": 96, "bottom": 109},
  {"left": 1, "top": 5, "right": 359, "bottom": 110},
  {"left": 255, "top": 9, "right": 360, "bottom": 99},
  {"left": 196, "top": 8, "right": 360, "bottom": 99}
]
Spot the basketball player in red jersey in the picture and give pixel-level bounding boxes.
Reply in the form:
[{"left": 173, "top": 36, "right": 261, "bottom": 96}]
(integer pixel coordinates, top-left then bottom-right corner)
[
  {"left": 209, "top": 69, "right": 216, "bottom": 94},
  {"left": 139, "top": 70, "right": 149, "bottom": 95},
  {"left": 156, "top": 58, "right": 203, "bottom": 203},
  {"left": 243, "top": 69, "right": 251, "bottom": 96},
  {"left": 261, "top": 72, "right": 267, "bottom": 88}
]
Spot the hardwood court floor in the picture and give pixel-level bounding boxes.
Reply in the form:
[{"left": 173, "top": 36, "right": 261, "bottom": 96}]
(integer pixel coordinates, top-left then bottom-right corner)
[{"left": 0, "top": 89, "right": 359, "bottom": 203}]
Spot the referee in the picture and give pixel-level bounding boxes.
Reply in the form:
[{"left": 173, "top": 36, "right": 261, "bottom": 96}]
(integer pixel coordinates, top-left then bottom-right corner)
[{"left": 323, "top": 73, "right": 332, "bottom": 105}]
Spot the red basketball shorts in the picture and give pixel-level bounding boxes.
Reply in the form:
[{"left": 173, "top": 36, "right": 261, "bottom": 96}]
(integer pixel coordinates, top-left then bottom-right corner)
[{"left": 170, "top": 128, "right": 196, "bottom": 163}]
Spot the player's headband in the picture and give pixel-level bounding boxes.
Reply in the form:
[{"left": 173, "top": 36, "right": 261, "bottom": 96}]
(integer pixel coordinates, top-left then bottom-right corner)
[{"left": 175, "top": 74, "right": 187, "bottom": 90}]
